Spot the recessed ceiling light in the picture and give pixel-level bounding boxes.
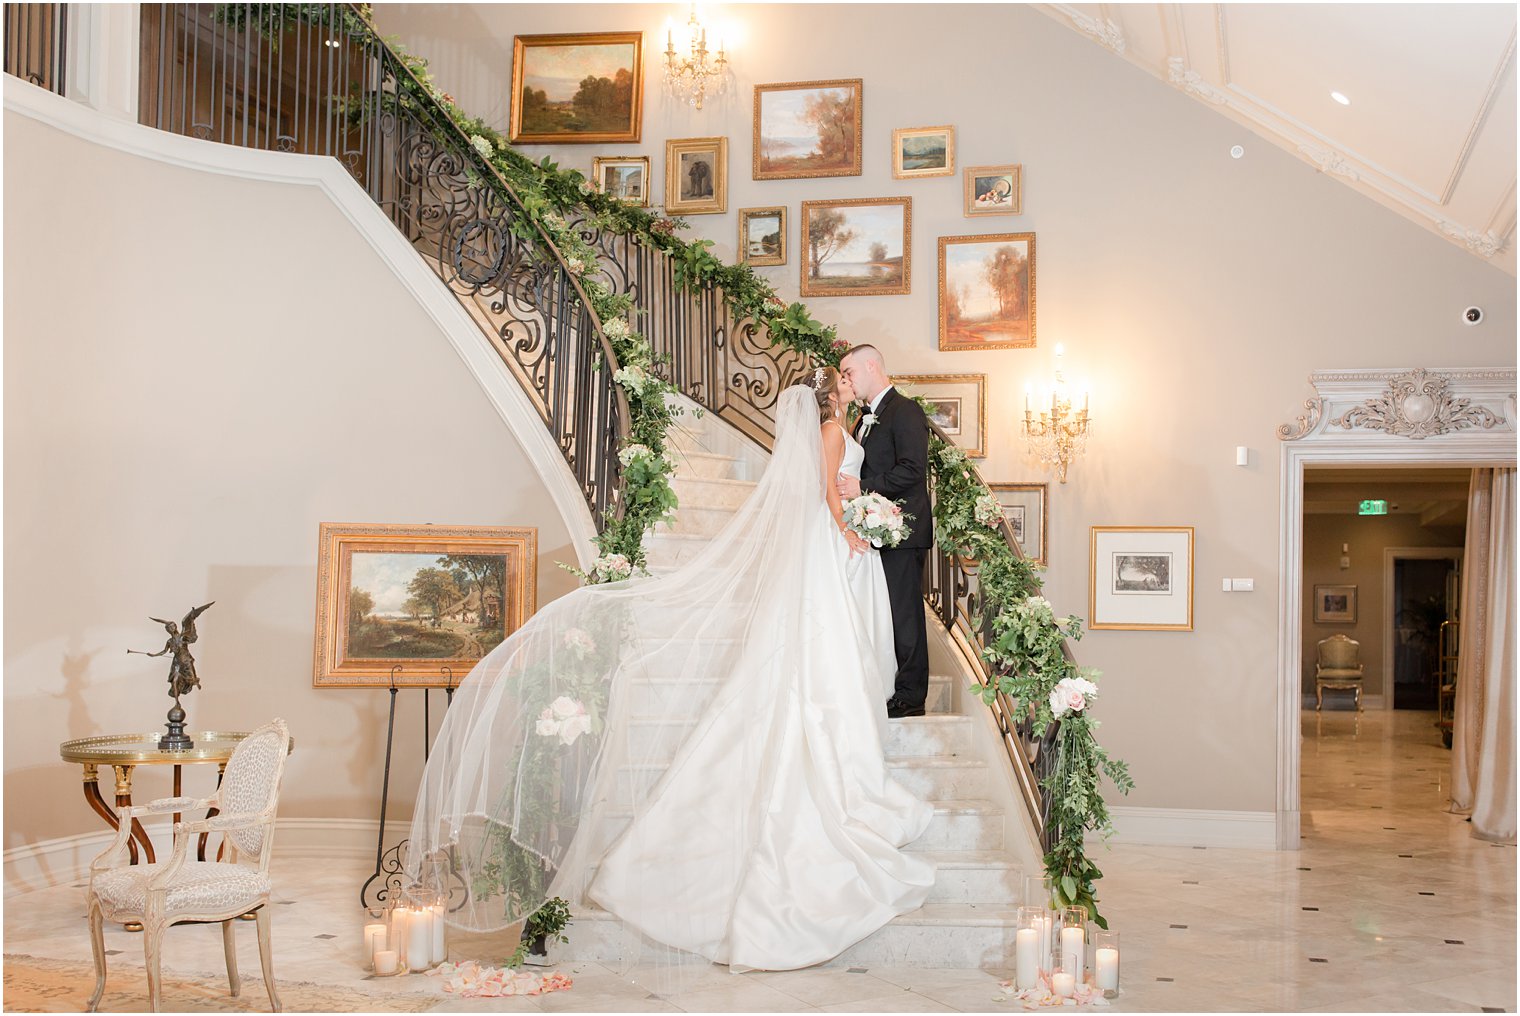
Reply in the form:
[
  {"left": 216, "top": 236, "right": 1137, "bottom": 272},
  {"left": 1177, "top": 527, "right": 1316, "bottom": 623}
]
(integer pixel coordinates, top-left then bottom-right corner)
[{"left": 1330, "top": 91, "right": 1351, "bottom": 106}]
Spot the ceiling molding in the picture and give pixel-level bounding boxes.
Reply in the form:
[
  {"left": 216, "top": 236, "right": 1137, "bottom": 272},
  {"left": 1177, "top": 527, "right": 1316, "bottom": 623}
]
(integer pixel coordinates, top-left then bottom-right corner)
[{"left": 1040, "top": 3, "right": 1518, "bottom": 275}]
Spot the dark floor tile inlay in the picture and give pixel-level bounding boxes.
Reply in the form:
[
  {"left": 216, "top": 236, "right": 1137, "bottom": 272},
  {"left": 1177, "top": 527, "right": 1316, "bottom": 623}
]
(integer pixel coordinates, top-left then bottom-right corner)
[
  {"left": 105, "top": 950, "right": 123, "bottom": 956},
  {"left": 1156, "top": 977, "right": 1174, "bottom": 983},
  {"left": 314, "top": 933, "right": 336, "bottom": 940},
  {"left": 1169, "top": 924, "right": 1188, "bottom": 929},
  {"left": 1483, "top": 1007, "right": 1504, "bottom": 1012},
  {"left": 1419, "top": 891, "right": 1437, "bottom": 896},
  {"left": 848, "top": 968, "right": 868, "bottom": 974},
  {"left": 1398, "top": 854, "right": 1413, "bottom": 858},
  {"left": 1309, "top": 957, "right": 1329, "bottom": 963},
  {"left": 1445, "top": 939, "right": 1465, "bottom": 945},
  {"left": 1298, "top": 866, "right": 1311, "bottom": 871},
  {"left": 277, "top": 900, "right": 298, "bottom": 905},
  {"left": 1302, "top": 906, "right": 1319, "bottom": 911},
  {"left": 1182, "top": 880, "right": 1199, "bottom": 885}
]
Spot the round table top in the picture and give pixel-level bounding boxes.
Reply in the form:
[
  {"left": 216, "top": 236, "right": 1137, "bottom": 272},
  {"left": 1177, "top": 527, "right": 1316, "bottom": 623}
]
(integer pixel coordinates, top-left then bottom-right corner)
[{"left": 59, "top": 731, "right": 295, "bottom": 765}]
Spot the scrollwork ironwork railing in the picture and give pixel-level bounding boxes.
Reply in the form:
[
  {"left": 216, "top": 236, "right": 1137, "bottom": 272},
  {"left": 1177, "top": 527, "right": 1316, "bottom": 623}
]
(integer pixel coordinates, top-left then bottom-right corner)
[
  {"left": 130, "top": 3, "right": 630, "bottom": 525},
  {"left": 4, "top": 3, "right": 67, "bottom": 94}
]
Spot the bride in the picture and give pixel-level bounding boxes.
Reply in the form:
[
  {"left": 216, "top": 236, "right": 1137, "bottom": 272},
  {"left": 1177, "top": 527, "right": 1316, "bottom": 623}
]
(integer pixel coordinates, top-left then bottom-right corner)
[{"left": 409, "top": 370, "right": 934, "bottom": 972}]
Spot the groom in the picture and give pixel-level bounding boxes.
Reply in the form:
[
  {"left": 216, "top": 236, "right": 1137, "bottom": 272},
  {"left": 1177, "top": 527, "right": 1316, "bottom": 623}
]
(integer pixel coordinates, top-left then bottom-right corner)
[{"left": 838, "top": 345, "right": 932, "bottom": 719}]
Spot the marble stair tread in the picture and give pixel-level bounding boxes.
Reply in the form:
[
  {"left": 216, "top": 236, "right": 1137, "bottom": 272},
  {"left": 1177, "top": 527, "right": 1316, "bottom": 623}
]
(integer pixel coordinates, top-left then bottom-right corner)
[
  {"left": 669, "top": 450, "right": 745, "bottom": 479},
  {"left": 909, "top": 848, "right": 1023, "bottom": 870}
]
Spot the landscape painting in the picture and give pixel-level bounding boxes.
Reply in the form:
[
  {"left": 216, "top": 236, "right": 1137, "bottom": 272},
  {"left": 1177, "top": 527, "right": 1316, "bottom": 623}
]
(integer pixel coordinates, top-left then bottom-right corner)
[
  {"left": 510, "top": 32, "right": 643, "bottom": 144},
  {"left": 893, "top": 125, "right": 955, "bottom": 179},
  {"left": 592, "top": 156, "right": 649, "bottom": 205},
  {"left": 938, "top": 232, "right": 1036, "bottom": 350},
  {"left": 739, "top": 206, "right": 787, "bottom": 266},
  {"left": 313, "top": 523, "right": 537, "bottom": 687},
  {"left": 754, "top": 79, "right": 863, "bottom": 180},
  {"left": 800, "top": 197, "right": 911, "bottom": 297},
  {"left": 989, "top": 483, "right": 1047, "bottom": 565},
  {"left": 1089, "top": 526, "right": 1194, "bottom": 631}
]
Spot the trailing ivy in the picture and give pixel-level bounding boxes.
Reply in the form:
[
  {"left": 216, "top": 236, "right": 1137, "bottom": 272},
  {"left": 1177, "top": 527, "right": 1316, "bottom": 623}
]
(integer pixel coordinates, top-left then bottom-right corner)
[{"left": 225, "top": 3, "right": 1131, "bottom": 926}]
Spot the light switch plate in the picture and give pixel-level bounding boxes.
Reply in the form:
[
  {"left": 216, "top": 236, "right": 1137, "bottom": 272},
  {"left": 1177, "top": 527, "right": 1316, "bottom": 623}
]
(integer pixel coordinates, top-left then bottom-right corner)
[{"left": 1235, "top": 578, "right": 1255, "bottom": 592}]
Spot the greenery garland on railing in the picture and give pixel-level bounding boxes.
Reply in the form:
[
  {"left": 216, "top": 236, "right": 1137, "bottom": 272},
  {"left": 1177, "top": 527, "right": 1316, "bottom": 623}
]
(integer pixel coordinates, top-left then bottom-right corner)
[{"left": 224, "top": 2, "right": 1130, "bottom": 926}]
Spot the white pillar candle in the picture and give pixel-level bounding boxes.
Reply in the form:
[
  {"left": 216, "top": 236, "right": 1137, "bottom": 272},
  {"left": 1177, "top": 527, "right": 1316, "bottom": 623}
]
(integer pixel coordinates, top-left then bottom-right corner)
[
  {"left": 363, "top": 923, "right": 387, "bottom": 969},
  {"left": 407, "top": 908, "right": 433, "bottom": 969},
  {"left": 1052, "top": 971, "right": 1075, "bottom": 997},
  {"left": 430, "top": 905, "right": 448, "bottom": 966},
  {"left": 389, "top": 908, "right": 410, "bottom": 967},
  {"left": 1060, "top": 925, "right": 1085, "bottom": 984},
  {"left": 373, "top": 949, "right": 399, "bottom": 975},
  {"left": 1095, "top": 946, "right": 1119, "bottom": 990},
  {"left": 1035, "top": 914, "right": 1053, "bottom": 971},
  {"left": 1014, "top": 928, "right": 1040, "bottom": 990}
]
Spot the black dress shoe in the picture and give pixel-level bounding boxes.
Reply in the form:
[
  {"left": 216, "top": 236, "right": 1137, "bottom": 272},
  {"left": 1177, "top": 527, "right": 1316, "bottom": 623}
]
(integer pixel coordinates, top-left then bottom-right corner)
[{"left": 887, "top": 700, "right": 926, "bottom": 719}]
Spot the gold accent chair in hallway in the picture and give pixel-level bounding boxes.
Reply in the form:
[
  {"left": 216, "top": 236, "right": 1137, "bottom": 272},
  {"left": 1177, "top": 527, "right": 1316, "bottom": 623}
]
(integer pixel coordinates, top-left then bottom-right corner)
[
  {"left": 86, "top": 718, "right": 291, "bottom": 1012},
  {"left": 1315, "top": 634, "right": 1365, "bottom": 711}
]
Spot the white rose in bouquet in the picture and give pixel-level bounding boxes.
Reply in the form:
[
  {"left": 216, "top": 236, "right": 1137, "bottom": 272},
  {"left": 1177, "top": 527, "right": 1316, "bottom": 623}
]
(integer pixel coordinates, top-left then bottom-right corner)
[{"left": 1048, "top": 676, "right": 1099, "bottom": 718}]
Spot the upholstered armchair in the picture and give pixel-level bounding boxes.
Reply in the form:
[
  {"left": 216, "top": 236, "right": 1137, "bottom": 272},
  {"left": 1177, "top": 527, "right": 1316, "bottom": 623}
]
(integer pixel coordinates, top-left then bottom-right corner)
[
  {"left": 87, "top": 718, "right": 290, "bottom": 1013},
  {"left": 1315, "top": 634, "right": 1365, "bottom": 711}
]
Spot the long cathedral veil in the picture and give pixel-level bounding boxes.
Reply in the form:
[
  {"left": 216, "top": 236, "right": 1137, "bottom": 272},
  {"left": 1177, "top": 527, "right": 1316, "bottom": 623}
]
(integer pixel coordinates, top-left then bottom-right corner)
[{"left": 408, "top": 385, "right": 834, "bottom": 957}]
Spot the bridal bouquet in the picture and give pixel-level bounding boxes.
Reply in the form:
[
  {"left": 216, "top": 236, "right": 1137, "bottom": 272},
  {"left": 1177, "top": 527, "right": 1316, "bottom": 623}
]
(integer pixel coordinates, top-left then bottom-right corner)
[{"left": 842, "top": 492, "right": 912, "bottom": 549}]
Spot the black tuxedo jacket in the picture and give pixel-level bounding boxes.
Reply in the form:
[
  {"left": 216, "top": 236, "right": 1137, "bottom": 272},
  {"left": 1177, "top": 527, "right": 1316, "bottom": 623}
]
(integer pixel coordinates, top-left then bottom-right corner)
[{"left": 853, "top": 387, "right": 933, "bottom": 550}]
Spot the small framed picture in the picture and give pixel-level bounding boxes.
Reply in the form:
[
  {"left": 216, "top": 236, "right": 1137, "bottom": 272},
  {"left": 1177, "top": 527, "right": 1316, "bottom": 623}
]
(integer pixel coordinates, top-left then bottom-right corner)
[
  {"left": 964, "top": 164, "right": 1023, "bottom": 216},
  {"left": 1090, "top": 526, "right": 1194, "bottom": 631},
  {"left": 753, "top": 78, "right": 863, "bottom": 180},
  {"left": 989, "top": 483, "right": 1048, "bottom": 565},
  {"left": 892, "top": 125, "right": 955, "bottom": 179},
  {"left": 892, "top": 373, "right": 985, "bottom": 457},
  {"left": 665, "top": 136, "right": 727, "bottom": 214},
  {"left": 738, "top": 206, "right": 787, "bottom": 266},
  {"left": 1314, "top": 584, "right": 1358, "bottom": 624},
  {"left": 313, "top": 522, "right": 538, "bottom": 687},
  {"left": 939, "top": 232, "right": 1035, "bottom": 350},
  {"left": 591, "top": 156, "right": 650, "bottom": 206},
  {"left": 800, "top": 196, "right": 912, "bottom": 297},
  {"left": 509, "top": 32, "right": 644, "bottom": 144}
]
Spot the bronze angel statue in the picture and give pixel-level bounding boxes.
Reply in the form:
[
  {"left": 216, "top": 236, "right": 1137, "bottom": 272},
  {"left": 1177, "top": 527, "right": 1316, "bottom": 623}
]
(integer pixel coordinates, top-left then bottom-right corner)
[{"left": 129, "top": 601, "right": 215, "bottom": 701}]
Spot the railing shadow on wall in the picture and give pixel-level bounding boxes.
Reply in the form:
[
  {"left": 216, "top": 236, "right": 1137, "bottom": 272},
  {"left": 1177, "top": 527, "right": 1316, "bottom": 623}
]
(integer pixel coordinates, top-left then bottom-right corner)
[{"left": 4, "top": 1, "right": 1061, "bottom": 852}]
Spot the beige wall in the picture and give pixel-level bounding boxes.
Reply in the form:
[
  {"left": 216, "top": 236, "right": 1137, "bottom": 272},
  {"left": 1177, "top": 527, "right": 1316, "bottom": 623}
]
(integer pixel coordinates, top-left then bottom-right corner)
[
  {"left": 374, "top": 3, "right": 1517, "bottom": 814},
  {"left": 3, "top": 111, "right": 580, "bottom": 849},
  {"left": 1301, "top": 513, "right": 1464, "bottom": 701}
]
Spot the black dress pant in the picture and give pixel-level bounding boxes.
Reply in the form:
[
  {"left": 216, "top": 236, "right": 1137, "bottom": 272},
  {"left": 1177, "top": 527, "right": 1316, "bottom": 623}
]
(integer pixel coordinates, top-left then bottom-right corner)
[{"left": 879, "top": 546, "right": 929, "bottom": 706}]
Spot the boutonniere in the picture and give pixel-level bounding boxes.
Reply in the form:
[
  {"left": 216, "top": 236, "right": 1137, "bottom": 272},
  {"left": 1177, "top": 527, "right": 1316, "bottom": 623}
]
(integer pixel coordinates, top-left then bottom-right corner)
[{"left": 858, "top": 412, "right": 879, "bottom": 440}]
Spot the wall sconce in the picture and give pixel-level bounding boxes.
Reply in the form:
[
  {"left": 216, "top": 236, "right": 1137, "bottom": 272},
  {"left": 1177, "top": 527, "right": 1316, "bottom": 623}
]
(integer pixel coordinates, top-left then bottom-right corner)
[
  {"left": 664, "top": 4, "right": 728, "bottom": 110},
  {"left": 1023, "top": 344, "right": 1091, "bottom": 484}
]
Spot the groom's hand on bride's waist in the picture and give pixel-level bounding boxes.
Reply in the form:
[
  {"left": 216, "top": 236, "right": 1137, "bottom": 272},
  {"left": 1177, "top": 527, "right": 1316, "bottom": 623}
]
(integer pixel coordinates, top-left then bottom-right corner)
[{"left": 837, "top": 475, "right": 861, "bottom": 498}]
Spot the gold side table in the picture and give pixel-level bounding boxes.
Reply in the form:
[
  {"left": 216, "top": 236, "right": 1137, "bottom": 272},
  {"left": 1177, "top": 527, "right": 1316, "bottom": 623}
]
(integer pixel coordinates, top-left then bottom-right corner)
[{"left": 59, "top": 731, "right": 296, "bottom": 866}]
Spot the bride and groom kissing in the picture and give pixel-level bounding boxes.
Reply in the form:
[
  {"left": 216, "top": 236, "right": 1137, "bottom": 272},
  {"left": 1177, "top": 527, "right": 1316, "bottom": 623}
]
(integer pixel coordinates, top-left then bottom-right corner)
[{"left": 411, "top": 343, "right": 943, "bottom": 972}]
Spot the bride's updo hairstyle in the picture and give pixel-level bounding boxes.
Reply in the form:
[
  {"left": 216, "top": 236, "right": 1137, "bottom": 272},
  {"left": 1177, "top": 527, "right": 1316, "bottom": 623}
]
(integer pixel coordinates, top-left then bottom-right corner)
[{"left": 806, "top": 365, "right": 841, "bottom": 424}]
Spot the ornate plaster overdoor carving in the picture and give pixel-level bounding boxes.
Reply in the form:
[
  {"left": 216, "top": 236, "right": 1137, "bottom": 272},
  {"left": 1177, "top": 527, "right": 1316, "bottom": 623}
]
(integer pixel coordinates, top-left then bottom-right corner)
[{"left": 1278, "top": 367, "right": 1516, "bottom": 442}]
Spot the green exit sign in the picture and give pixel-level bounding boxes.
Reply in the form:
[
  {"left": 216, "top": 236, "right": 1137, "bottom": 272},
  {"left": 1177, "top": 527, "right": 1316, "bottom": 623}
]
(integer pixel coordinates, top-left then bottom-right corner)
[{"left": 1359, "top": 499, "right": 1389, "bottom": 516}]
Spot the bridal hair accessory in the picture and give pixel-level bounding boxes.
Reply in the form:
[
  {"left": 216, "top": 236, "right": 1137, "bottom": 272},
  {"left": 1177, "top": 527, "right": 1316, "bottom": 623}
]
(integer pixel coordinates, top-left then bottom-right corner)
[{"left": 812, "top": 366, "right": 828, "bottom": 387}]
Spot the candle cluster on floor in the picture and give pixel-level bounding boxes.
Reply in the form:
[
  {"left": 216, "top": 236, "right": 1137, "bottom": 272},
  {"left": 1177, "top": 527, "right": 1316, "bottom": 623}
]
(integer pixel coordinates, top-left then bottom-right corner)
[
  {"left": 361, "top": 894, "right": 449, "bottom": 975},
  {"left": 1009, "top": 877, "right": 1120, "bottom": 1007}
]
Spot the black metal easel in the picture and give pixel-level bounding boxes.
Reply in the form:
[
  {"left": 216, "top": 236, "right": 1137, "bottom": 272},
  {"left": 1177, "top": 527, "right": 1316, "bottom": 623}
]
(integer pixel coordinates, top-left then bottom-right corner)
[{"left": 359, "top": 666, "right": 457, "bottom": 908}]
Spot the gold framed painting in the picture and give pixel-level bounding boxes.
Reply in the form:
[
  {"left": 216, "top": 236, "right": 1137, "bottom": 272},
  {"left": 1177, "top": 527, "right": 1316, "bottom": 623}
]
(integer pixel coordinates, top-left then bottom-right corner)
[
  {"left": 738, "top": 206, "right": 787, "bottom": 266},
  {"left": 591, "top": 155, "right": 650, "bottom": 205},
  {"left": 964, "top": 164, "right": 1023, "bottom": 216},
  {"left": 893, "top": 373, "right": 986, "bottom": 457},
  {"left": 893, "top": 125, "right": 955, "bottom": 179},
  {"left": 753, "top": 79, "right": 863, "bottom": 180},
  {"left": 1313, "top": 584, "right": 1358, "bottom": 624},
  {"left": 800, "top": 196, "right": 911, "bottom": 297},
  {"left": 989, "top": 482, "right": 1048, "bottom": 566},
  {"left": 1089, "top": 526, "right": 1194, "bottom": 631},
  {"left": 313, "top": 522, "right": 537, "bottom": 687},
  {"left": 665, "top": 136, "right": 727, "bottom": 214},
  {"left": 938, "top": 232, "right": 1036, "bottom": 350},
  {"left": 509, "top": 32, "right": 644, "bottom": 144}
]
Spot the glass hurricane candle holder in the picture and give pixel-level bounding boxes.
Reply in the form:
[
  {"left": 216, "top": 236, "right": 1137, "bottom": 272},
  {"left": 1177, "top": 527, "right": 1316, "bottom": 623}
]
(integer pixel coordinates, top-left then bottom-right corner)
[
  {"left": 1023, "top": 873, "right": 1056, "bottom": 911},
  {"left": 400, "top": 886, "right": 441, "bottom": 972},
  {"left": 1092, "top": 929, "right": 1120, "bottom": 998},
  {"left": 361, "top": 906, "right": 388, "bottom": 971},
  {"left": 1059, "top": 907, "right": 1087, "bottom": 988},
  {"left": 1014, "top": 907, "right": 1046, "bottom": 990}
]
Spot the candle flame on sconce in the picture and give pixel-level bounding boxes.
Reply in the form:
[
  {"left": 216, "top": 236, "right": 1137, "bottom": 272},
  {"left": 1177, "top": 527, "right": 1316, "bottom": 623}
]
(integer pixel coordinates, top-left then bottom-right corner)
[
  {"left": 665, "top": 3, "right": 729, "bottom": 110},
  {"left": 1022, "top": 345, "right": 1092, "bottom": 484}
]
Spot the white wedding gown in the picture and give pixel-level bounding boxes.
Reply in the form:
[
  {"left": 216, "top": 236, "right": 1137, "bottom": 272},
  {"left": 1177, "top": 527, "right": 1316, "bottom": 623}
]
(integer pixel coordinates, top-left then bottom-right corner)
[{"left": 409, "top": 387, "right": 934, "bottom": 972}]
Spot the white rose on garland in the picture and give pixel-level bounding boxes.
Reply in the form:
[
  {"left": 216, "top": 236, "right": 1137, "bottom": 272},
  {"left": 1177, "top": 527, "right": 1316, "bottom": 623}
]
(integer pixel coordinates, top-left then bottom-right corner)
[
  {"left": 1048, "top": 676, "right": 1100, "bottom": 718},
  {"left": 536, "top": 696, "right": 593, "bottom": 745},
  {"left": 617, "top": 443, "right": 654, "bottom": 467},
  {"left": 591, "top": 553, "right": 632, "bottom": 582},
  {"left": 602, "top": 316, "right": 631, "bottom": 340},
  {"left": 613, "top": 364, "right": 649, "bottom": 395},
  {"left": 469, "top": 134, "right": 494, "bottom": 162}
]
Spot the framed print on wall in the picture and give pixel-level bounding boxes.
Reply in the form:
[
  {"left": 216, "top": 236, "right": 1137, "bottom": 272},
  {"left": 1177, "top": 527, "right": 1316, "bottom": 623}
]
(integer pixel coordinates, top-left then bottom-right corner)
[
  {"left": 591, "top": 155, "right": 650, "bottom": 205},
  {"left": 509, "top": 32, "right": 644, "bottom": 144},
  {"left": 989, "top": 482, "right": 1048, "bottom": 565},
  {"left": 313, "top": 522, "right": 537, "bottom": 687},
  {"left": 893, "top": 125, "right": 955, "bottom": 179},
  {"left": 1089, "top": 526, "right": 1194, "bottom": 631},
  {"left": 800, "top": 196, "right": 911, "bottom": 297},
  {"left": 1314, "top": 584, "right": 1358, "bottom": 624},
  {"left": 665, "top": 136, "right": 727, "bottom": 214},
  {"left": 938, "top": 232, "right": 1035, "bottom": 350},
  {"left": 753, "top": 78, "right": 863, "bottom": 180},
  {"left": 738, "top": 206, "right": 787, "bottom": 266},
  {"left": 893, "top": 373, "right": 986, "bottom": 458},
  {"left": 964, "top": 164, "right": 1022, "bottom": 216}
]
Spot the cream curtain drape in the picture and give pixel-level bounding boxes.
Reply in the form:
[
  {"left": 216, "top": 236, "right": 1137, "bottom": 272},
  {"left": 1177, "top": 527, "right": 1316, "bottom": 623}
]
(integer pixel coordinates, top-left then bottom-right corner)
[{"left": 1450, "top": 467, "right": 1516, "bottom": 843}]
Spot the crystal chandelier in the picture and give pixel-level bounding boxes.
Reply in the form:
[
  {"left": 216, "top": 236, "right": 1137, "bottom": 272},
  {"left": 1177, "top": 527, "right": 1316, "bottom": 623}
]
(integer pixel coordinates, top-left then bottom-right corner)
[
  {"left": 1023, "top": 344, "right": 1091, "bottom": 483},
  {"left": 664, "top": 4, "right": 728, "bottom": 110}
]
